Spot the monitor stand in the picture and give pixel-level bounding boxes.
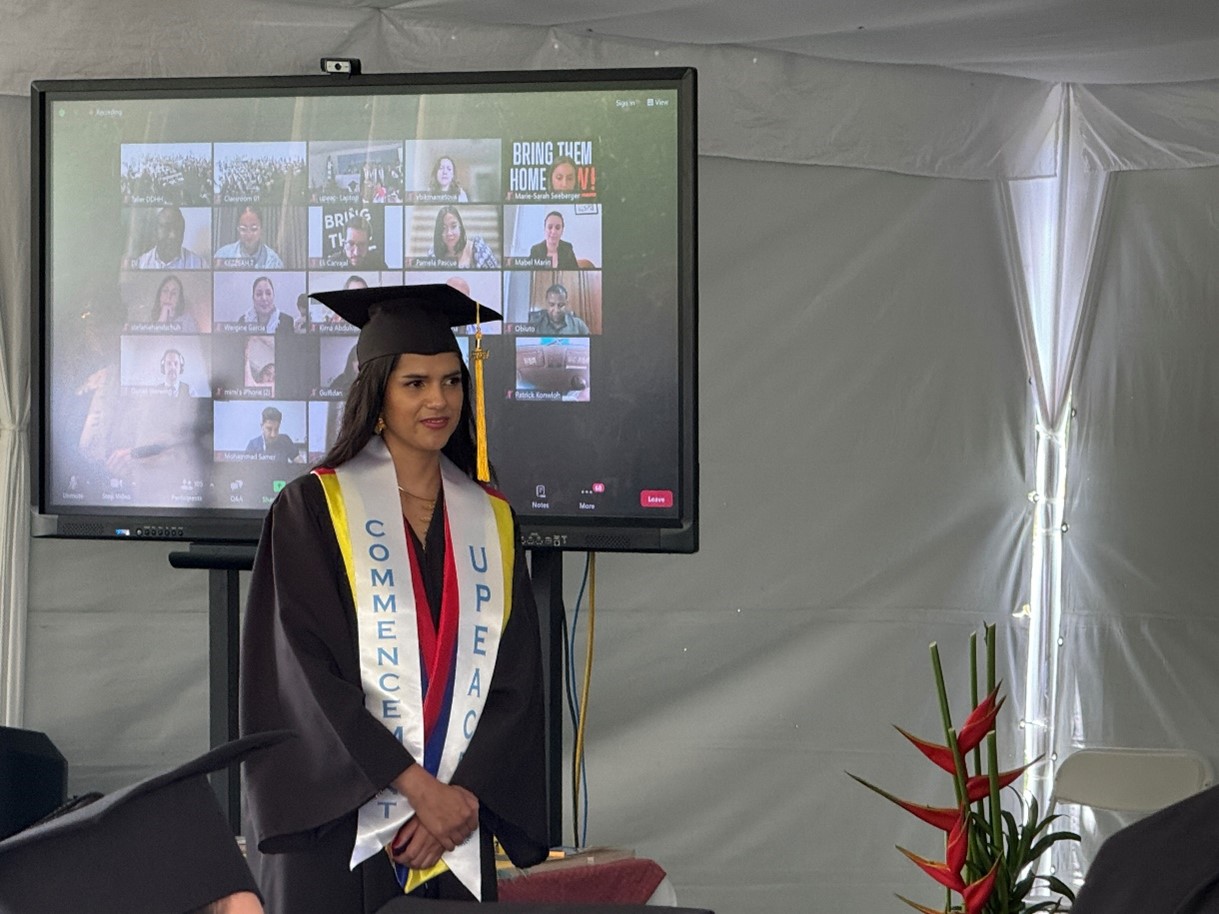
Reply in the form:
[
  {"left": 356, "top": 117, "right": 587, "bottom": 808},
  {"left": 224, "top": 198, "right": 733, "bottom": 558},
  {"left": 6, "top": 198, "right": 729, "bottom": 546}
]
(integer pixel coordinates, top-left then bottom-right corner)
[{"left": 168, "top": 544, "right": 255, "bottom": 832}]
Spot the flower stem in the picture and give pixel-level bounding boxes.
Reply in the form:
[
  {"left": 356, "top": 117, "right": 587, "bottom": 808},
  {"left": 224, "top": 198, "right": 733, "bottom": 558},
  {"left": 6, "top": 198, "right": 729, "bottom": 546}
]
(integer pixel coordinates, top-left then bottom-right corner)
[
  {"left": 969, "top": 632, "right": 982, "bottom": 809},
  {"left": 930, "top": 643, "right": 964, "bottom": 808},
  {"left": 987, "top": 731, "right": 1007, "bottom": 912}
]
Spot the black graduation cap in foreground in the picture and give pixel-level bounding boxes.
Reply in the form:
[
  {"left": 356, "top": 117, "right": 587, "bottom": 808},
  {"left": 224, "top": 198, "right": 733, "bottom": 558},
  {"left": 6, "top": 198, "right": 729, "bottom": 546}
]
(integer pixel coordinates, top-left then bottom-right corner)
[
  {"left": 311, "top": 283, "right": 502, "bottom": 364},
  {"left": 0, "top": 730, "right": 294, "bottom": 914}
]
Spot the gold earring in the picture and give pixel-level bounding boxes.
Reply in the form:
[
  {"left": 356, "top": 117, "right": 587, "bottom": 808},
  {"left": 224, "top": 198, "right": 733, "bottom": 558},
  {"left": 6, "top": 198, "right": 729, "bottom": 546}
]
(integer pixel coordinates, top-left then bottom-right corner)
[{"left": 373, "top": 417, "right": 385, "bottom": 435}]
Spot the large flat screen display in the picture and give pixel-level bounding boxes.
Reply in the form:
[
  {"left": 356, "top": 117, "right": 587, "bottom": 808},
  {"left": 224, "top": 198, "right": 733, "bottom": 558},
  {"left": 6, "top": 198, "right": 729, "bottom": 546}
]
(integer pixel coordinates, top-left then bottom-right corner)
[{"left": 32, "top": 68, "right": 697, "bottom": 552}]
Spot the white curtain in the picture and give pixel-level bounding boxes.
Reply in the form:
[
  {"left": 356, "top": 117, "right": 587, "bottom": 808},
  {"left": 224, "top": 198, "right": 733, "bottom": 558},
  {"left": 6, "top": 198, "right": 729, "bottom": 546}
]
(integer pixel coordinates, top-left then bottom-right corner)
[{"left": 0, "top": 94, "right": 30, "bottom": 727}]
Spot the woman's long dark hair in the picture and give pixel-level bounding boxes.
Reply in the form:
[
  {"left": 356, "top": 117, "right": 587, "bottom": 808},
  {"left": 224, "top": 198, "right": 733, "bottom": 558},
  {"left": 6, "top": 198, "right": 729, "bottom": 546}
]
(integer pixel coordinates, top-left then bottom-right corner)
[
  {"left": 432, "top": 205, "right": 467, "bottom": 258},
  {"left": 318, "top": 352, "right": 489, "bottom": 483}
]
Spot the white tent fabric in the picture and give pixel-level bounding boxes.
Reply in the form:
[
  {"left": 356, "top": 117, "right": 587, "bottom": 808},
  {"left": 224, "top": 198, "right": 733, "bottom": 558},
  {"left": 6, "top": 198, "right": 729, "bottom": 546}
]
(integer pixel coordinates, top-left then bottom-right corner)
[
  {"left": 272, "top": 0, "right": 1219, "bottom": 84},
  {"left": 0, "top": 7, "right": 1065, "bottom": 178},
  {"left": 3, "top": 3, "right": 1219, "bottom": 911},
  {"left": 1056, "top": 162, "right": 1219, "bottom": 879}
]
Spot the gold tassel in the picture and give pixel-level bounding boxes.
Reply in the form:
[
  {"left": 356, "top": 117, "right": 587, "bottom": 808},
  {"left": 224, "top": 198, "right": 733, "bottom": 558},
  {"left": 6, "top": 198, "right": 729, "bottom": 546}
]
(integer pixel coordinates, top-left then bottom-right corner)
[{"left": 473, "top": 301, "right": 490, "bottom": 482}]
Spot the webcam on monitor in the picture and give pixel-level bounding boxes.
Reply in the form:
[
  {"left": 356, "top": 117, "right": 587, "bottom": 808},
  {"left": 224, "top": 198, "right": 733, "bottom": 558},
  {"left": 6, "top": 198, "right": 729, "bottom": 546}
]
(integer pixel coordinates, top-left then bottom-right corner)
[{"left": 320, "top": 57, "right": 361, "bottom": 75}]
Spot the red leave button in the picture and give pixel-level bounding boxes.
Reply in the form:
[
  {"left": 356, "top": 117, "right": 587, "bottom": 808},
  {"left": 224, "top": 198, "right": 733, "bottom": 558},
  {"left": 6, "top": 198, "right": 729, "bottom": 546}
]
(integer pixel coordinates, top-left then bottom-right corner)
[{"left": 639, "top": 489, "right": 674, "bottom": 508}]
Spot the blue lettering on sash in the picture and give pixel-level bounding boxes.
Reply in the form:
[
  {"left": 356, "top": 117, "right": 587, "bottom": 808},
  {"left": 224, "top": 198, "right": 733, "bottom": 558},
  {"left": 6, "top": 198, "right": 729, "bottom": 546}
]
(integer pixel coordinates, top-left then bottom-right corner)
[
  {"left": 369, "top": 542, "right": 390, "bottom": 562},
  {"left": 382, "top": 699, "right": 401, "bottom": 718},
  {"left": 393, "top": 726, "right": 404, "bottom": 741},
  {"left": 378, "top": 798, "right": 397, "bottom": 816},
  {"left": 467, "top": 668, "right": 482, "bottom": 697},
  {"left": 366, "top": 519, "right": 386, "bottom": 537},
  {"left": 464, "top": 709, "right": 477, "bottom": 739},
  {"left": 377, "top": 646, "right": 399, "bottom": 666},
  {"left": 473, "top": 625, "right": 488, "bottom": 655},
  {"left": 371, "top": 567, "right": 395, "bottom": 587},
  {"left": 469, "top": 545, "right": 488, "bottom": 573},
  {"left": 475, "top": 583, "right": 491, "bottom": 612},
  {"left": 374, "top": 593, "right": 397, "bottom": 613},
  {"left": 377, "top": 619, "right": 396, "bottom": 639},
  {"left": 379, "top": 672, "right": 400, "bottom": 692}
]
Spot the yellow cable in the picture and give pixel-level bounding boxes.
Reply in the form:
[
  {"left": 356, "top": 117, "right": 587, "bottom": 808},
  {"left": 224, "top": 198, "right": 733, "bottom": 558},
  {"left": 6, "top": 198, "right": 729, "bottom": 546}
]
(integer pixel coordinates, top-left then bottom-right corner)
[{"left": 571, "top": 552, "right": 596, "bottom": 846}]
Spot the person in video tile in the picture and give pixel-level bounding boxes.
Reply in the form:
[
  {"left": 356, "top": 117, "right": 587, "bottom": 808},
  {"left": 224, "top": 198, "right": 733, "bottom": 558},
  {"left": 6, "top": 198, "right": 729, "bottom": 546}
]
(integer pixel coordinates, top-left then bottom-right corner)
[
  {"left": 148, "top": 274, "right": 198, "bottom": 332},
  {"left": 158, "top": 348, "right": 191, "bottom": 397},
  {"left": 527, "top": 283, "right": 589, "bottom": 335},
  {"left": 429, "top": 155, "right": 469, "bottom": 202},
  {"left": 135, "top": 205, "right": 207, "bottom": 269},
  {"left": 427, "top": 206, "right": 498, "bottom": 269},
  {"left": 547, "top": 155, "right": 577, "bottom": 193},
  {"left": 342, "top": 216, "right": 388, "bottom": 271},
  {"left": 214, "top": 205, "right": 284, "bottom": 269},
  {"left": 527, "top": 211, "right": 578, "bottom": 269},
  {"left": 245, "top": 406, "right": 299, "bottom": 462},
  {"left": 238, "top": 276, "right": 295, "bottom": 333}
]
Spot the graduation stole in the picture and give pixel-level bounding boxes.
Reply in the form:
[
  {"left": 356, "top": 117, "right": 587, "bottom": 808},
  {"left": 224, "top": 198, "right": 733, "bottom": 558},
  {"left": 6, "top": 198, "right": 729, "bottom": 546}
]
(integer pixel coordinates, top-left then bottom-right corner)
[{"left": 312, "top": 437, "right": 515, "bottom": 899}]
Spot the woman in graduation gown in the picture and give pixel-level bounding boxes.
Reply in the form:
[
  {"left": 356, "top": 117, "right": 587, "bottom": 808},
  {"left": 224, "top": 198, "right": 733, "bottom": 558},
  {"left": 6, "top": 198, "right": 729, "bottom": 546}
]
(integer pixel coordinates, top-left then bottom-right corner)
[{"left": 240, "top": 283, "right": 549, "bottom": 914}]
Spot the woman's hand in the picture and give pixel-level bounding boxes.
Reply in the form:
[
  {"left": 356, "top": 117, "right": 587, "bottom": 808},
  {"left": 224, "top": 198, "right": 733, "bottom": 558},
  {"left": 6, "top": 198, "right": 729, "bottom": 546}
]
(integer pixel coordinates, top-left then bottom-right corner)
[
  {"left": 392, "top": 766, "right": 479, "bottom": 851},
  {"left": 389, "top": 816, "right": 445, "bottom": 870}
]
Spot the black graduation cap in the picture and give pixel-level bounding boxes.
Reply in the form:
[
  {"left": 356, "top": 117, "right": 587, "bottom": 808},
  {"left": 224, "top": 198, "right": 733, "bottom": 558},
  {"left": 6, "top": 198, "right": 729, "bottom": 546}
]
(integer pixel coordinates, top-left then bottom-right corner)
[
  {"left": 0, "top": 730, "right": 294, "bottom": 914},
  {"left": 310, "top": 283, "right": 502, "bottom": 364}
]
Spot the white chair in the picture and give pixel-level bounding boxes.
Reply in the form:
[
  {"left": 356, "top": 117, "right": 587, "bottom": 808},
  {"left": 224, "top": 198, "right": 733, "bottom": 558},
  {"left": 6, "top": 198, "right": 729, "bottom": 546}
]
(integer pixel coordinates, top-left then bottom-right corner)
[{"left": 1051, "top": 747, "right": 1214, "bottom": 813}]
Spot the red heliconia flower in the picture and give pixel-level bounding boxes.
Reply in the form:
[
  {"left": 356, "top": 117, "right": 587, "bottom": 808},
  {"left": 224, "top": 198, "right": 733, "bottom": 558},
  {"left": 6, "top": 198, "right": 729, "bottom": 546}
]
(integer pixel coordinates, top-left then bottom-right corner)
[
  {"left": 962, "top": 860, "right": 1000, "bottom": 914},
  {"left": 894, "top": 686, "right": 1006, "bottom": 773},
  {"left": 964, "top": 764, "right": 1028, "bottom": 802},
  {"left": 945, "top": 812, "right": 968, "bottom": 875},
  {"left": 850, "top": 632, "right": 1080, "bottom": 914},
  {"left": 897, "top": 846, "right": 966, "bottom": 893},
  {"left": 895, "top": 725, "right": 957, "bottom": 775},
  {"left": 845, "top": 773, "right": 961, "bottom": 831},
  {"left": 958, "top": 688, "right": 1005, "bottom": 754}
]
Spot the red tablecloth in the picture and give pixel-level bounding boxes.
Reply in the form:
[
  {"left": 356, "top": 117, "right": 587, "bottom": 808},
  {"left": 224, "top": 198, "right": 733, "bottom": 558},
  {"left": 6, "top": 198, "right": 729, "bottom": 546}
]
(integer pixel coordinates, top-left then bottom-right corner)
[{"left": 499, "top": 857, "right": 668, "bottom": 904}]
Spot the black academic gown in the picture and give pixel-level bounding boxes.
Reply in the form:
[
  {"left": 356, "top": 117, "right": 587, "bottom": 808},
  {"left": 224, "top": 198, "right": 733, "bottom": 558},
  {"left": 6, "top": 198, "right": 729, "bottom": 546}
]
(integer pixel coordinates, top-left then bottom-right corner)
[
  {"left": 1073, "top": 784, "right": 1219, "bottom": 914},
  {"left": 240, "top": 472, "right": 549, "bottom": 914}
]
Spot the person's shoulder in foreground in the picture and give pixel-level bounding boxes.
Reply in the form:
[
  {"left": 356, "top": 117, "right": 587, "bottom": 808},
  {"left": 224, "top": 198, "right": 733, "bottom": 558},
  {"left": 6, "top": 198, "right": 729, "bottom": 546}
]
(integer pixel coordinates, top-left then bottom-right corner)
[{"left": 1073, "top": 783, "right": 1219, "bottom": 914}]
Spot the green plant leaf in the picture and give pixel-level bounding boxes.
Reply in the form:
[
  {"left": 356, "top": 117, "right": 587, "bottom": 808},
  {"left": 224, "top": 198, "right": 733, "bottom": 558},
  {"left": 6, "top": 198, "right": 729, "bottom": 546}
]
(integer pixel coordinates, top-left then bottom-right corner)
[
  {"left": 1039, "top": 874, "right": 1076, "bottom": 899},
  {"left": 1026, "top": 830, "right": 1082, "bottom": 860},
  {"left": 1010, "top": 873, "right": 1035, "bottom": 897},
  {"left": 1025, "top": 901, "right": 1068, "bottom": 913}
]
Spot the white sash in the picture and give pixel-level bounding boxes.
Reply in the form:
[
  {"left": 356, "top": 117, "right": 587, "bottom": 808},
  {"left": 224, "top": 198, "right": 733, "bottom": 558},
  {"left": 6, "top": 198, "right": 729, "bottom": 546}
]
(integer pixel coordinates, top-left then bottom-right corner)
[{"left": 333, "top": 438, "right": 507, "bottom": 899}]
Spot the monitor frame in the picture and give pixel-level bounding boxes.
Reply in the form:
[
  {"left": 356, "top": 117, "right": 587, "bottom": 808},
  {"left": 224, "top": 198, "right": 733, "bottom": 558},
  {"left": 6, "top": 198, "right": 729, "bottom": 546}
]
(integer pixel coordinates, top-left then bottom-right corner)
[{"left": 30, "top": 67, "right": 698, "bottom": 553}]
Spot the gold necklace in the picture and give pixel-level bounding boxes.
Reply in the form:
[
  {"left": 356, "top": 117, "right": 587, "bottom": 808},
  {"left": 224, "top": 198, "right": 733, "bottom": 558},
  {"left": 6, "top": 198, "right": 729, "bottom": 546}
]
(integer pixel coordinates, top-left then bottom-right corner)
[{"left": 396, "top": 484, "right": 437, "bottom": 509}]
